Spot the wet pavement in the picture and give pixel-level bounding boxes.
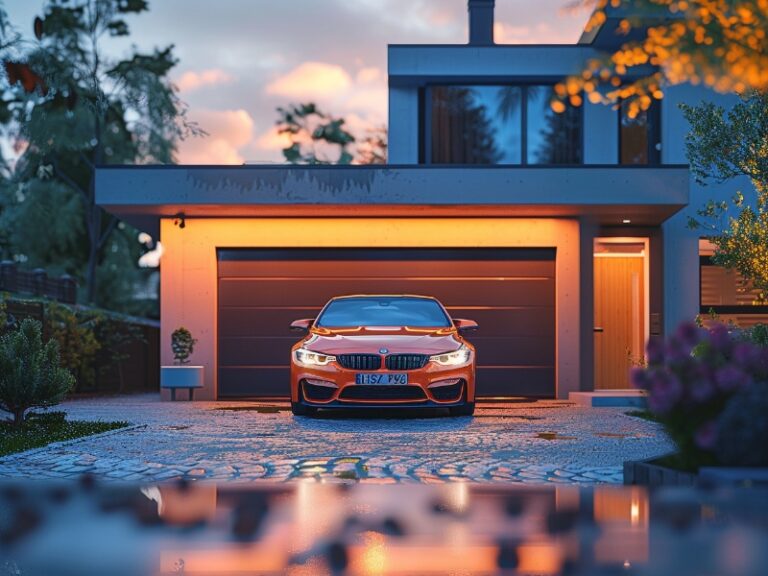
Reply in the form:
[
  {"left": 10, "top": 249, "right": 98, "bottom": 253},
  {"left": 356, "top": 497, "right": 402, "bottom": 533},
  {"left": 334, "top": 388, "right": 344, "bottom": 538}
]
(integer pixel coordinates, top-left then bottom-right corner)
[
  {"left": 1, "top": 481, "right": 767, "bottom": 575},
  {"left": 0, "top": 395, "right": 673, "bottom": 484}
]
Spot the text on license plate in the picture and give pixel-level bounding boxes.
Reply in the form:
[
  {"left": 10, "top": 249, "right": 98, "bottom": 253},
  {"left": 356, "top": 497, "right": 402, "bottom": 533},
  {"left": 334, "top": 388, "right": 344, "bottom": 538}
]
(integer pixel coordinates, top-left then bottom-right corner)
[{"left": 355, "top": 373, "right": 408, "bottom": 385}]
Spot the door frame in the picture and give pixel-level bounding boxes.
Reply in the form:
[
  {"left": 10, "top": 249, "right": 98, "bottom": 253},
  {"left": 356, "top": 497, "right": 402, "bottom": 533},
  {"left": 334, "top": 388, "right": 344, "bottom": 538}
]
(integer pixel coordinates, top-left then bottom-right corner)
[{"left": 593, "top": 236, "right": 650, "bottom": 386}]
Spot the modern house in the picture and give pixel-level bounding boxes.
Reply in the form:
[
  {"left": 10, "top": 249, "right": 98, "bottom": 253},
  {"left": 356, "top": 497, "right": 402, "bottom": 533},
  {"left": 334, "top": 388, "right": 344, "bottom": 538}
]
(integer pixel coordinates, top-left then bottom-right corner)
[{"left": 96, "top": 1, "right": 761, "bottom": 401}]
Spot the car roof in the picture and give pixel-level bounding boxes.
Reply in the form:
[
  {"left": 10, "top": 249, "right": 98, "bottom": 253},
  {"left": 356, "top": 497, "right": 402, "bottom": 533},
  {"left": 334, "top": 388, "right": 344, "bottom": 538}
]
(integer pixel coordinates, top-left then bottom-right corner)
[{"left": 329, "top": 294, "right": 438, "bottom": 300}]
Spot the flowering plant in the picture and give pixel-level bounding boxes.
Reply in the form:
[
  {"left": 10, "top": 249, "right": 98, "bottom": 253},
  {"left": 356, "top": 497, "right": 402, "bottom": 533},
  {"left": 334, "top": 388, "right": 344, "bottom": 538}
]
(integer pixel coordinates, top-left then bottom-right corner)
[{"left": 631, "top": 322, "right": 768, "bottom": 470}]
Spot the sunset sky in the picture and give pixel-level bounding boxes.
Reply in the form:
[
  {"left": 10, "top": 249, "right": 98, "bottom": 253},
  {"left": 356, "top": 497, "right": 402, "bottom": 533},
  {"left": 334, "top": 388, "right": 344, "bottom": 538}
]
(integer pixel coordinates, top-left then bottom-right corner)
[{"left": 4, "top": 0, "right": 590, "bottom": 164}]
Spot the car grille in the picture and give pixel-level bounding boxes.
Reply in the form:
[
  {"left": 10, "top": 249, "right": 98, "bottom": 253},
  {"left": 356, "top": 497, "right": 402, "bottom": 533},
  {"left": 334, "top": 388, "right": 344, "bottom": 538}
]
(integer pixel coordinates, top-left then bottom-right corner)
[
  {"left": 385, "top": 354, "right": 429, "bottom": 371},
  {"left": 430, "top": 382, "right": 464, "bottom": 401},
  {"left": 337, "top": 354, "right": 382, "bottom": 370},
  {"left": 339, "top": 386, "right": 427, "bottom": 401},
  {"left": 302, "top": 381, "right": 336, "bottom": 401}
]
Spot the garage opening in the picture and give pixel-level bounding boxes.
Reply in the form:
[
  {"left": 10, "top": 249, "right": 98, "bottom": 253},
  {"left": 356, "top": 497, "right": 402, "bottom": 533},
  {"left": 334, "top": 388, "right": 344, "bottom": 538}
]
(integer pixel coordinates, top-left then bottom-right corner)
[{"left": 217, "top": 248, "right": 555, "bottom": 399}]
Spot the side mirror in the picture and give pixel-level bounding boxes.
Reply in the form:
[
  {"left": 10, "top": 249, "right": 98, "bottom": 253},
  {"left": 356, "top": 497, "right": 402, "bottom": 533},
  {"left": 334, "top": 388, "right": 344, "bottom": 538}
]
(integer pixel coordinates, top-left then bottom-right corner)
[
  {"left": 454, "top": 318, "right": 479, "bottom": 333},
  {"left": 290, "top": 319, "right": 314, "bottom": 332}
]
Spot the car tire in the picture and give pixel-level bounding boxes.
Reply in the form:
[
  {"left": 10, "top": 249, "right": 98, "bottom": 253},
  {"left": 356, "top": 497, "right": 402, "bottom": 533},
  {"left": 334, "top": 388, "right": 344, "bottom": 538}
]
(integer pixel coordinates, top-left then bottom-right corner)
[
  {"left": 449, "top": 402, "right": 475, "bottom": 417},
  {"left": 292, "top": 387, "right": 318, "bottom": 417}
]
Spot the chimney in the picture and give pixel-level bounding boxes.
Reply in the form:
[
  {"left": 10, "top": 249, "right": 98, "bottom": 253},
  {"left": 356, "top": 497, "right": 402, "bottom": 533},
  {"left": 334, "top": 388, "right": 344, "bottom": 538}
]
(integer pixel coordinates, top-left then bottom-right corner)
[{"left": 468, "top": 0, "right": 495, "bottom": 45}]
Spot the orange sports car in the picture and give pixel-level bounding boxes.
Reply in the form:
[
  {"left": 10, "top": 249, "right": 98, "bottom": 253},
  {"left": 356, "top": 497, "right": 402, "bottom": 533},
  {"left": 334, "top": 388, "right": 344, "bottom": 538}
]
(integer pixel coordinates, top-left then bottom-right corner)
[{"left": 289, "top": 295, "right": 477, "bottom": 417}]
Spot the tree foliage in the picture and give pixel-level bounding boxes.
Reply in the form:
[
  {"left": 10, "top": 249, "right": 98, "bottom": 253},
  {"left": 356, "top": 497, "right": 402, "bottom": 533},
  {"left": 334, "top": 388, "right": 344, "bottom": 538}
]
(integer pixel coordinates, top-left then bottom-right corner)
[
  {"left": 0, "top": 0, "right": 202, "bottom": 314},
  {"left": 558, "top": 1, "right": 768, "bottom": 117},
  {"left": 684, "top": 92, "right": 768, "bottom": 302},
  {"left": 276, "top": 103, "right": 388, "bottom": 165},
  {"left": 276, "top": 103, "right": 355, "bottom": 164},
  {"left": 0, "top": 319, "right": 75, "bottom": 428}
]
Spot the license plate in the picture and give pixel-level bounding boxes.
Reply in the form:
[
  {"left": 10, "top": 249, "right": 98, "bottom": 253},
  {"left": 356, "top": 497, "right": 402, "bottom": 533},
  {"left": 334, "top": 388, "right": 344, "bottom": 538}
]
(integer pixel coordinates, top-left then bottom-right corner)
[{"left": 355, "top": 373, "right": 408, "bottom": 385}]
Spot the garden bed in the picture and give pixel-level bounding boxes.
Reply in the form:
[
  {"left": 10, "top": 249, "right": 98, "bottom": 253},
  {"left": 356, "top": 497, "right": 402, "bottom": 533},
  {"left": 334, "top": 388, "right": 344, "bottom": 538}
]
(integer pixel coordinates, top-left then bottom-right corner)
[
  {"left": 624, "top": 454, "right": 768, "bottom": 487},
  {"left": 0, "top": 412, "right": 128, "bottom": 457}
]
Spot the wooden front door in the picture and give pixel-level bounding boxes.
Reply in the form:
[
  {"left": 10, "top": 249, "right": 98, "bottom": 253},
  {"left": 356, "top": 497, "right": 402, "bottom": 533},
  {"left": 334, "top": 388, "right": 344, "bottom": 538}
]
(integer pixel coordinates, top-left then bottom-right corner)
[{"left": 594, "top": 250, "right": 645, "bottom": 390}]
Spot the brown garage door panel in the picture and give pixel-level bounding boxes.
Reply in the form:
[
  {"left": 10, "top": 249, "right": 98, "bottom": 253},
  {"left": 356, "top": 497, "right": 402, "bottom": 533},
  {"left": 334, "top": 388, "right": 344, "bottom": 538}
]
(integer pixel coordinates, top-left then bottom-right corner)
[
  {"left": 219, "top": 278, "right": 555, "bottom": 307},
  {"left": 478, "top": 367, "right": 555, "bottom": 397},
  {"left": 218, "top": 368, "right": 287, "bottom": 397},
  {"left": 218, "top": 308, "right": 323, "bottom": 337},
  {"left": 217, "top": 248, "right": 556, "bottom": 399},
  {"left": 445, "top": 308, "right": 555, "bottom": 337},
  {"left": 219, "top": 259, "right": 555, "bottom": 279},
  {"left": 218, "top": 336, "right": 297, "bottom": 365}
]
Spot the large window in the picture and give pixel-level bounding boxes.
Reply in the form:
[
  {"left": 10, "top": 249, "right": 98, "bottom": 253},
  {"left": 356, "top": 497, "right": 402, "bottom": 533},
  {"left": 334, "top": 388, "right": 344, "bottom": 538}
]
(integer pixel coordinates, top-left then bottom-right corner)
[
  {"left": 699, "top": 240, "right": 768, "bottom": 327},
  {"left": 429, "top": 85, "right": 582, "bottom": 165},
  {"left": 619, "top": 99, "right": 661, "bottom": 165}
]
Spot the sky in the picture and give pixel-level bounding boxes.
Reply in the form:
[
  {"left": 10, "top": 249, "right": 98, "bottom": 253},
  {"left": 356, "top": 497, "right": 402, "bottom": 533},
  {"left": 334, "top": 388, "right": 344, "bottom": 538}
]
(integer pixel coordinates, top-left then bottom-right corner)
[{"left": 3, "top": 0, "right": 591, "bottom": 165}]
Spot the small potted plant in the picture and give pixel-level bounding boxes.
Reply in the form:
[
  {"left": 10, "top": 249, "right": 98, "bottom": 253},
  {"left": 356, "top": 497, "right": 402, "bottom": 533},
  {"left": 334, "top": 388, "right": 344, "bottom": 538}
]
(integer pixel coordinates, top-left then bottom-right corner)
[{"left": 160, "top": 327, "right": 204, "bottom": 400}]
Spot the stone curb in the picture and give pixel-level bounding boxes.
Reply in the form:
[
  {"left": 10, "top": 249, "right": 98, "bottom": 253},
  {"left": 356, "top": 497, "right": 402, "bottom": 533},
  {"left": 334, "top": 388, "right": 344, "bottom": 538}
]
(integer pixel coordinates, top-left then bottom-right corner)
[{"left": 0, "top": 423, "right": 147, "bottom": 463}]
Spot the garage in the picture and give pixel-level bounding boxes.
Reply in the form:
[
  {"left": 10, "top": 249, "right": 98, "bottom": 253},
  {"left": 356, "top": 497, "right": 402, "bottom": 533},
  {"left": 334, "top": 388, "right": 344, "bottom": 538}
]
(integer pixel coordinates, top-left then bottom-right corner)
[{"left": 217, "top": 248, "right": 555, "bottom": 399}]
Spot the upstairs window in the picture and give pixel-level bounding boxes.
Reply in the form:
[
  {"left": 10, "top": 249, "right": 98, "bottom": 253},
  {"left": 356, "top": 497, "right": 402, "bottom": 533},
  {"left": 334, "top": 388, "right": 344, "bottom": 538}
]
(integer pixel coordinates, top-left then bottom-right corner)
[
  {"left": 429, "top": 85, "right": 582, "bottom": 165},
  {"left": 619, "top": 99, "right": 661, "bottom": 165}
]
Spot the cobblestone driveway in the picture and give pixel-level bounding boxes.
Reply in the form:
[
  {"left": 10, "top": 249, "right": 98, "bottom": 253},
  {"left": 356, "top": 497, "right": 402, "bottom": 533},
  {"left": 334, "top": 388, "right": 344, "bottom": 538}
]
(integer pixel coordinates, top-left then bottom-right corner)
[{"left": 0, "top": 394, "right": 672, "bottom": 484}]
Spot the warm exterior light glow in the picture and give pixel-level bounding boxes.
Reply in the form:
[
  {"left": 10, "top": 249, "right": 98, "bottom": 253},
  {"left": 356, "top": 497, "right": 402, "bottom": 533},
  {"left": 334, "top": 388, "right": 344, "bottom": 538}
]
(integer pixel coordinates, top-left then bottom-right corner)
[
  {"left": 160, "top": 217, "right": 580, "bottom": 400},
  {"left": 623, "top": 219, "right": 632, "bottom": 224}
]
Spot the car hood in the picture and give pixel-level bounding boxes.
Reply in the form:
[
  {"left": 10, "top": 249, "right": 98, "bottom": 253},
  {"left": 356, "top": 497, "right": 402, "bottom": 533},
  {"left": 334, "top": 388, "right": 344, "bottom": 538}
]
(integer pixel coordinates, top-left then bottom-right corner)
[{"left": 303, "top": 327, "right": 462, "bottom": 355}]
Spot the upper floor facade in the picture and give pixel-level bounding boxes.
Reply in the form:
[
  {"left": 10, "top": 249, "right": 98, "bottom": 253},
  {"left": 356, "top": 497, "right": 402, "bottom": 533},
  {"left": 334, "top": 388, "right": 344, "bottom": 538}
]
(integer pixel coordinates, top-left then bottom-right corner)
[{"left": 387, "top": 1, "right": 704, "bottom": 168}]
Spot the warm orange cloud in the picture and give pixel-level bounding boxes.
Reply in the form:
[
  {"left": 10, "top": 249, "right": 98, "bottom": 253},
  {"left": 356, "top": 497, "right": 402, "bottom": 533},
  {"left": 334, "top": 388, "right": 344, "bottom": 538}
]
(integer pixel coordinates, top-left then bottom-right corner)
[
  {"left": 176, "top": 109, "right": 254, "bottom": 164},
  {"left": 176, "top": 69, "right": 234, "bottom": 92},
  {"left": 266, "top": 61, "right": 352, "bottom": 99}
]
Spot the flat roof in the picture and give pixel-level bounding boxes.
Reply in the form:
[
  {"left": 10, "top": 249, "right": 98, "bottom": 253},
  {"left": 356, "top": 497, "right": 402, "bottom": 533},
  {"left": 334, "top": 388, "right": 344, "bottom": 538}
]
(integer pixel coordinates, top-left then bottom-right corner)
[{"left": 96, "top": 164, "right": 689, "bottom": 236}]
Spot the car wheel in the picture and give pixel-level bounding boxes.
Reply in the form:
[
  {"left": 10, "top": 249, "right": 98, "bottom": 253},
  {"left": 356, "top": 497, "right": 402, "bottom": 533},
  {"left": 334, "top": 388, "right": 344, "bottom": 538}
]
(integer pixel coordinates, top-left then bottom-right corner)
[
  {"left": 449, "top": 402, "right": 475, "bottom": 417},
  {"left": 292, "top": 387, "right": 318, "bottom": 417}
]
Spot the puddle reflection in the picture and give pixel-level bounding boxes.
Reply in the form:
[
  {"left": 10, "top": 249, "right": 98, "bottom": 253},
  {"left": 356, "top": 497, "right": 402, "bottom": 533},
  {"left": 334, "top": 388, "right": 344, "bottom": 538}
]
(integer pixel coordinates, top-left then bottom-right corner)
[{"left": 1, "top": 481, "right": 766, "bottom": 575}]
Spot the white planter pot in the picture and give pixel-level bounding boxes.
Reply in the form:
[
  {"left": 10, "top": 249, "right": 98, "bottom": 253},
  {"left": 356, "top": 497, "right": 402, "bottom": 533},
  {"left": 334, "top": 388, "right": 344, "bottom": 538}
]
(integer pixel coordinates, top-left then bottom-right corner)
[{"left": 161, "top": 366, "right": 204, "bottom": 400}]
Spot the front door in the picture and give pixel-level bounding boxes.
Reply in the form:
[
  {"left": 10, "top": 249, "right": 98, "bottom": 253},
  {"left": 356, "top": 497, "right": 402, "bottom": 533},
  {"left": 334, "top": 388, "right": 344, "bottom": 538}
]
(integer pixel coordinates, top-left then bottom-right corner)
[{"left": 594, "top": 240, "right": 647, "bottom": 389}]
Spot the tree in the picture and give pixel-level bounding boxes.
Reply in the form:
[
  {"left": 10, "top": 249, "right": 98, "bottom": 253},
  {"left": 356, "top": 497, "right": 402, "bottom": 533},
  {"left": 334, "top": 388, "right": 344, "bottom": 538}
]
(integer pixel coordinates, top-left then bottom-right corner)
[
  {"left": 276, "top": 103, "right": 355, "bottom": 164},
  {"left": 0, "top": 319, "right": 75, "bottom": 428},
  {"left": 557, "top": 1, "right": 768, "bottom": 117},
  {"left": 431, "top": 87, "right": 502, "bottom": 164},
  {"left": 0, "top": 0, "right": 202, "bottom": 311},
  {"left": 684, "top": 92, "right": 768, "bottom": 302},
  {"left": 357, "top": 125, "right": 388, "bottom": 165}
]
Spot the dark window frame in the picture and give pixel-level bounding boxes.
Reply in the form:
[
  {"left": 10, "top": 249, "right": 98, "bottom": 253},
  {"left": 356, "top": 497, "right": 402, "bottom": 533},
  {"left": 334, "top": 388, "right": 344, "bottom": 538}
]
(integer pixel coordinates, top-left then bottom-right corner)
[
  {"left": 618, "top": 97, "right": 662, "bottom": 166},
  {"left": 423, "top": 82, "right": 585, "bottom": 166}
]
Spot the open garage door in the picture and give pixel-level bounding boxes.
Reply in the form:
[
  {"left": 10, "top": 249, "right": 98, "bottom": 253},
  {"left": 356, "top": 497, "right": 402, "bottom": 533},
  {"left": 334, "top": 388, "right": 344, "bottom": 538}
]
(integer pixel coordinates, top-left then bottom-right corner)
[{"left": 217, "top": 248, "right": 555, "bottom": 398}]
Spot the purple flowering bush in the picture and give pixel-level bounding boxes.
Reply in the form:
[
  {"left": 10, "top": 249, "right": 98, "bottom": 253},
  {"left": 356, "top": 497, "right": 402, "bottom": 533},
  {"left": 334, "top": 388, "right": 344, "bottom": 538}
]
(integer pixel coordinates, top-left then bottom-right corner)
[{"left": 631, "top": 322, "right": 768, "bottom": 470}]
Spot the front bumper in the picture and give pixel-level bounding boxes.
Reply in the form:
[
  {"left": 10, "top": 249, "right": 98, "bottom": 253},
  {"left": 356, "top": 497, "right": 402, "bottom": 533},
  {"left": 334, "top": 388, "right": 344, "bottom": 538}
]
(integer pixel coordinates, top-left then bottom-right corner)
[{"left": 291, "top": 362, "right": 475, "bottom": 406}]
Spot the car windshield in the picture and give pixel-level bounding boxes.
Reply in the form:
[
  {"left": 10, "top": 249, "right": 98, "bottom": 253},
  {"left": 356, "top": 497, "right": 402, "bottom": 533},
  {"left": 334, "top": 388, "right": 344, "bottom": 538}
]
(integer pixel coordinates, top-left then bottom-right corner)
[{"left": 316, "top": 297, "right": 451, "bottom": 328}]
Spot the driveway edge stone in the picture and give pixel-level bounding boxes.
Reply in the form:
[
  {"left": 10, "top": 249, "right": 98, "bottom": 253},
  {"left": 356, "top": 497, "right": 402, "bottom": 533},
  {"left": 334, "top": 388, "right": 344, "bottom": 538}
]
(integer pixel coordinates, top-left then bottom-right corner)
[{"left": 0, "top": 424, "right": 146, "bottom": 463}]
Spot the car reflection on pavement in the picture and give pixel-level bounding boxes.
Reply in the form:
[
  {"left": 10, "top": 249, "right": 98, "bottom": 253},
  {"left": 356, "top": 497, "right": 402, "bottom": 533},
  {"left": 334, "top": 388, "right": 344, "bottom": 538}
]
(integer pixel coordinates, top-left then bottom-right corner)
[{"left": 1, "top": 480, "right": 767, "bottom": 575}]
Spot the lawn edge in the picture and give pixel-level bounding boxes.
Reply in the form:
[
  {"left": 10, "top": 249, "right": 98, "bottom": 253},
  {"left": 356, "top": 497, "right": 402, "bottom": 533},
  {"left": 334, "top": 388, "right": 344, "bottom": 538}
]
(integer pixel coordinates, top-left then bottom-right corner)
[{"left": 0, "top": 423, "right": 146, "bottom": 462}]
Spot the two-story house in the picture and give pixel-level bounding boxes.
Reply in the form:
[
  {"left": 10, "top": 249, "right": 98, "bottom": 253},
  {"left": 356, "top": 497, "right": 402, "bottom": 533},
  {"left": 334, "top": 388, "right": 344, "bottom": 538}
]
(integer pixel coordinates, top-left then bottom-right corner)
[{"left": 96, "top": 0, "right": 762, "bottom": 401}]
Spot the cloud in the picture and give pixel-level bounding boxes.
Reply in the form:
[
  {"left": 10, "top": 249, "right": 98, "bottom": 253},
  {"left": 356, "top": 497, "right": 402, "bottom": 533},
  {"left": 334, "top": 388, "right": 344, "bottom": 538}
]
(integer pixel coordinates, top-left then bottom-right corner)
[
  {"left": 265, "top": 62, "right": 352, "bottom": 99},
  {"left": 176, "top": 109, "right": 254, "bottom": 164},
  {"left": 176, "top": 68, "right": 234, "bottom": 92}
]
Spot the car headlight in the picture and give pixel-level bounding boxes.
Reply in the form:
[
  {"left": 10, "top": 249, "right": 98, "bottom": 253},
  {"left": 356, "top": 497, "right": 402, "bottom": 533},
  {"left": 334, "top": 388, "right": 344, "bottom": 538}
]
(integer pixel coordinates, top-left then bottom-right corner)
[
  {"left": 294, "top": 348, "right": 337, "bottom": 367},
  {"left": 430, "top": 345, "right": 471, "bottom": 366}
]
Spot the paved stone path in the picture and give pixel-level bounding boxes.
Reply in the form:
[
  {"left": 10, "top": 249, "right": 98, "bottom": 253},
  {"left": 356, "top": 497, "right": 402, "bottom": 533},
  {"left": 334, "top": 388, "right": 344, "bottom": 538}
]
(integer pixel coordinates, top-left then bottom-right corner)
[{"left": 0, "top": 394, "right": 673, "bottom": 484}]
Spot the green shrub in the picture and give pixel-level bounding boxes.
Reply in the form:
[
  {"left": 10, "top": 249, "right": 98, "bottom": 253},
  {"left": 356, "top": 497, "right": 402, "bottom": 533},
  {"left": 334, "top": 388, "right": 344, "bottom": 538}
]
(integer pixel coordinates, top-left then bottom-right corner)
[
  {"left": 171, "top": 327, "right": 197, "bottom": 365},
  {"left": 0, "top": 319, "right": 75, "bottom": 428},
  {"left": 715, "top": 382, "right": 768, "bottom": 467},
  {"left": 46, "top": 302, "right": 100, "bottom": 391}
]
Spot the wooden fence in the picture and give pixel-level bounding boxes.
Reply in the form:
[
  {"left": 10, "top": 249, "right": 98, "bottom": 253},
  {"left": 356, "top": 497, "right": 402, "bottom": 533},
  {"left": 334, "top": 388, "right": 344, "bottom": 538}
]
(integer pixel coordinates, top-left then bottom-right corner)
[{"left": 0, "top": 261, "right": 77, "bottom": 304}]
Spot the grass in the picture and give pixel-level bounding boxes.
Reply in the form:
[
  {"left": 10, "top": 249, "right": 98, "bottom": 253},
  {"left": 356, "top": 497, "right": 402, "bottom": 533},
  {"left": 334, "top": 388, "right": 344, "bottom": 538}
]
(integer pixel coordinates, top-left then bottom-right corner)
[{"left": 0, "top": 412, "right": 129, "bottom": 457}]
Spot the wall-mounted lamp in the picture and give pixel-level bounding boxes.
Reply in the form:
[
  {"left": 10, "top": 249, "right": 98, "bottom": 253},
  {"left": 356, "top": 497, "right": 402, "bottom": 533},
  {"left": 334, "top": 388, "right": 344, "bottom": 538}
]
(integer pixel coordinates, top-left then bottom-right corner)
[
  {"left": 622, "top": 219, "right": 632, "bottom": 224},
  {"left": 173, "top": 213, "right": 186, "bottom": 229}
]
